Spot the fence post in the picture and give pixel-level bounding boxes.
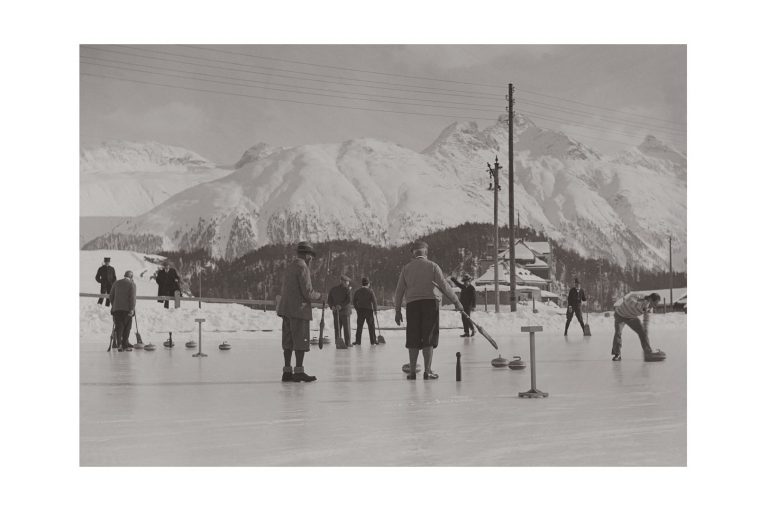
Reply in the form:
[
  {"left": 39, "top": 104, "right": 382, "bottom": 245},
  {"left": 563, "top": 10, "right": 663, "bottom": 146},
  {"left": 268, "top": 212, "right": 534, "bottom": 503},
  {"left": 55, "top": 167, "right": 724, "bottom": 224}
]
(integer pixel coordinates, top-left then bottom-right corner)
[
  {"left": 484, "top": 288, "right": 488, "bottom": 312},
  {"left": 174, "top": 291, "right": 181, "bottom": 309}
]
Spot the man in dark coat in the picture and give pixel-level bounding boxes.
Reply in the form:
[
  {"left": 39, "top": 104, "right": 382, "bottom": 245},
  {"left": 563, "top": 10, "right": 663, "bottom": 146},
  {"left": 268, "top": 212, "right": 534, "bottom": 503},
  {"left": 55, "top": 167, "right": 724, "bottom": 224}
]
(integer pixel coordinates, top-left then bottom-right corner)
[
  {"left": 110, "top": 270, "right": 136, "bottom": 351},
  {"left": 395, "top": 240, "right": 463, "bottom": 380},
  {"left": 328, "top": 275, "right": 353, "bottom": 347},
  {"left": 564, "top": 278, "right": 587, "bottom": 335},
  {"left": 153, "top": 260, "right": 181, "bottom": 309},
  {"left": 95, "top": 256, "right": 117, "bottom": 306},
  {"left": 277, "top": 241, "right": 322, "bottom": 382},
  {"left": 352, "top": 276, "right": 378, "bottom": 345},
  {"left": 450, "top": 274, "right": 476, "bottom": 337}
]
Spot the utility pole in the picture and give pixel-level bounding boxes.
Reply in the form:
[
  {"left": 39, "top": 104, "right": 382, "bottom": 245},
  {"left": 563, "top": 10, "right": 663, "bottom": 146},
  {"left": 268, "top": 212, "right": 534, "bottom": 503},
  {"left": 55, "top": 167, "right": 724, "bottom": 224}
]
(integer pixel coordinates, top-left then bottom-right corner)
[
  {"left": 669, "top": 235, "right": 673, "bottom": 307},
  {"left": 508, "top": 83, "right": 517, "bottom": 311},
  {"left": 487, "top": 156, "right": 502, "bottom": 312}
]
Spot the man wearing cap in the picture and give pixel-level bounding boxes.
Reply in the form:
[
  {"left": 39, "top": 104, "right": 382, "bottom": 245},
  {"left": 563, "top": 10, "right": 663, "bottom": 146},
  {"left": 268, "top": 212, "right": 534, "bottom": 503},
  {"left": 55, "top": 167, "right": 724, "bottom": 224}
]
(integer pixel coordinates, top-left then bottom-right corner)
[
  {"left": 328, "top": 275, "right": 353, "bottom": 347},
  {"left": 353, "top": 277, "right": 378, "bottom": 345},
  {"left": 152, "top": 260, "right": 181, "bottom": 309},
  {"left": 109, "top": 270, "right": 136, "bottom": 351},
  {"left": 450, "top": 274, "right": 476, "bottom": 337},
  {"left": 277, "top": 241, "right": 322, "bottom": 382},
  {"left": 564, "top": 278, "right": 587, "bottom": 335},
  {"left": 395, "top": 240, "right": 464, "bottom": 380},
  {"left": 95, "top": 257, "right": 117, "bottom": 307}
]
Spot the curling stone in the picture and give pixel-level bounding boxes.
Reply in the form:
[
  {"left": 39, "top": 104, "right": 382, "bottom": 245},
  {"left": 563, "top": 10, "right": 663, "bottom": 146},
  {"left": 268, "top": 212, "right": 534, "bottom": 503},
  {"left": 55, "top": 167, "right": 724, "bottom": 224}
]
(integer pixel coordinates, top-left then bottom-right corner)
[
  {"left": 310, "top": 336, "right": 319, "bottom": 345},
  {"left": 402, "top": 363, "right": 422, "bottom": 374},
  {"left": 185, "top": 340, "right": 197, "bottom": 348},
  {"left": 491, "top": 356, "right": 509, "bottom": 368},
  {"left": 163, "top": 340, "right": 174, "bottom": 348},
  {"left": 143, "top": 343, "right": 156, "bottom": 351},
  {"left": 508, "top": 356, "right": 526, "bottom": 370},
  {"left": 134, "top": 342, "right": 144, "bottom": 350},
  {"left": 218, "top": 341, "right": 232, "bottom": 350}
]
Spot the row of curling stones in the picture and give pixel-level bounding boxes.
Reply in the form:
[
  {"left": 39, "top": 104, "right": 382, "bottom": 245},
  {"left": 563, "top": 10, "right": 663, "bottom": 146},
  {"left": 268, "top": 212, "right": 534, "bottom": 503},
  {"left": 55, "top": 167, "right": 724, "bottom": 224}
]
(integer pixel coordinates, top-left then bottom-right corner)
[{"left": 159, "top": 330, "right": 231, "bottom": 351}]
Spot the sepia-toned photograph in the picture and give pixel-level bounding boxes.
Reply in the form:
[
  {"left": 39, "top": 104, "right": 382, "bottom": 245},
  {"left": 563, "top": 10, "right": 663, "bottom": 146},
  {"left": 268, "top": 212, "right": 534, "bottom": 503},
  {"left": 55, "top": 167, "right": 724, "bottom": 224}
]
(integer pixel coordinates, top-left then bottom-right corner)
[{"left": 79, "top": 43, "right": 687, "bottom": 466}]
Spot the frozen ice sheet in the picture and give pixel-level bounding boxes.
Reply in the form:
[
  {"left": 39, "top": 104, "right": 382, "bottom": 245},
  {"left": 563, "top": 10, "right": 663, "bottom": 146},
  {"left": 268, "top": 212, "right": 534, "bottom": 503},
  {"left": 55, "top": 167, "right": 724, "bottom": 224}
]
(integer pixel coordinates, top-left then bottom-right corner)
[{"left": 80, "top": 322, "right": 686, "bottom": 466}]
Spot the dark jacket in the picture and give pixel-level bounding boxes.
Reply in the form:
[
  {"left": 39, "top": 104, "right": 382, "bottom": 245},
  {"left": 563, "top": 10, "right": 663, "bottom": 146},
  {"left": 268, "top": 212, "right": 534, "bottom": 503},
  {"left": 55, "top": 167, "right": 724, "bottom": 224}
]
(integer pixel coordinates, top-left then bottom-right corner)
[
  {"left": 277, "top": 258, "right": 321, "bottom": 320},
  {"left": 353, "top": 286, "right": 377, "bottom": 311},
  {"left": 567, "top": 287, "right": 587, "bottom": 307},
  {"left": 154, "top": 268, "right": 181, "bottom": 297},
  {"left": 95, "top": 264, "right": 117, "bottom": 289},
  {"left": 328, "top": 284, "right": 353, "bottom": 316},
  {"left": 450, "top": 277, "right": 476, "bottom": 310},
  {"left": 109, "top": 278, "right": 136, "bottom": 313}
]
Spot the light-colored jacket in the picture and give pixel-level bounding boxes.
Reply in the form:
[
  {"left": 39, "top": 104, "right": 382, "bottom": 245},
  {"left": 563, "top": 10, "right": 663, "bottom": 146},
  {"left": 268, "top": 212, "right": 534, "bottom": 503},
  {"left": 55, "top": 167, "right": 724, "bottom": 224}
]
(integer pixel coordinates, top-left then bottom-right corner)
[
  {"left": 394, "top": 255, "right": 460, "bottom": 309},
  {"left": 109, "top": 278, "right": 136, "bottom": 313},
  {"left": 277, "top": 258, "right": 321, "bottom": 320}
]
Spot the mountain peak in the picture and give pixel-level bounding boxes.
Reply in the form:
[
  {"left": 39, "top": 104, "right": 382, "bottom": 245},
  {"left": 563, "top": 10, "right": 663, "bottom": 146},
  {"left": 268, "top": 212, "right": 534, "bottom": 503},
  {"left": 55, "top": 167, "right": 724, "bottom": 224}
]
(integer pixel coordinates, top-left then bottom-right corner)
[
  {"left": 637, "top": 135, "right": 686, "bottom": 165},
  {"left": 233, "top": 142, "right": 278, "bottom": 169}
]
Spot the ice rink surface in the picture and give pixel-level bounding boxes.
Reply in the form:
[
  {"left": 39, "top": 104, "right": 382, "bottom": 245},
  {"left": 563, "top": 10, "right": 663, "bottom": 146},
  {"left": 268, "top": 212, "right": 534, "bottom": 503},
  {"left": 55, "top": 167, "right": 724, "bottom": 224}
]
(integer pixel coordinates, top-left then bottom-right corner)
[{"left": 80, "top": 319, "right": 686, "bottom": 466}]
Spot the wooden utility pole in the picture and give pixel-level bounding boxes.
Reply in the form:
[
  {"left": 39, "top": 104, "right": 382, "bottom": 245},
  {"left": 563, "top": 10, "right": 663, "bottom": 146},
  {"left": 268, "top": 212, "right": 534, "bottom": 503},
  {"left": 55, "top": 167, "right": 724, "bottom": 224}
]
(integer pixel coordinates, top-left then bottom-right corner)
[
  {"left": 508, "top": 83, "right": 517, "bottom": 311},
  {"left": 669, "top": 235, "right": 673, "bottom": 307},
  {"left": 487, "top": 157, "right": 502, "bottom": 312}
]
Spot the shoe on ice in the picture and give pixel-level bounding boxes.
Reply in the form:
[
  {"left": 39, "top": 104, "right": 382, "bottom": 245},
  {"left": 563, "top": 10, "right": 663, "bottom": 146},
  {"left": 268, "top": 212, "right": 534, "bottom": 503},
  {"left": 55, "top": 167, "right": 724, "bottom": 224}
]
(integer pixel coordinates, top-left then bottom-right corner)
[
  {"left": 423, "top": 371, "right": 439, "bottom": 380},
  {"left": 122, "top": 346, "right": 133, "bottom": 352},
  {"left": 612, "top": 354, "right": 621, "bottom": 361},
  {"left": 281, "top": 367, "right": 293, "bottom": 382},
  {"left": 460, "top": 333, "right": 470, "bottom": 338},
  {"left": 470, "top": 331, "right": 476, "bottom": 336},
  {"left": 644, "top": 349, "right": 666, "bottom": 362},
  {"left": 292, "top": 367, "right": 316, "bottom": 382},
  {"left": 406, "top": 374, "right": 417, "bottom": 380}
]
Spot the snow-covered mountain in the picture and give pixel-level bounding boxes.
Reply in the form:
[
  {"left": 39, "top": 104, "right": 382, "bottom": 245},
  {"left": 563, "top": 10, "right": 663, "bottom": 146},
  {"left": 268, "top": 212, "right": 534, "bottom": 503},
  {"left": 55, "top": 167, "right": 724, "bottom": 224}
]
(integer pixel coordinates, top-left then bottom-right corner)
[
  {"left": 87, "top": 116, "right": 686, "bottom": 270},
  {"left": 80, "top": 141, "right": 234, "bottom": 216}
]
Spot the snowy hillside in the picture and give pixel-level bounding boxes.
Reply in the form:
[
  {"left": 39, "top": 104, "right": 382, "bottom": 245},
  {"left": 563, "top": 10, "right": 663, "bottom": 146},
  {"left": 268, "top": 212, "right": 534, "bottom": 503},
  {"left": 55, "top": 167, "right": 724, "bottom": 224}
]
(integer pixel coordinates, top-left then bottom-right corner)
[
  {"left": 85, "top": 116, "right": 686, "bottom": 270},
  {"left": 80, "top": 141, "right": 234, "bottom": 217}
]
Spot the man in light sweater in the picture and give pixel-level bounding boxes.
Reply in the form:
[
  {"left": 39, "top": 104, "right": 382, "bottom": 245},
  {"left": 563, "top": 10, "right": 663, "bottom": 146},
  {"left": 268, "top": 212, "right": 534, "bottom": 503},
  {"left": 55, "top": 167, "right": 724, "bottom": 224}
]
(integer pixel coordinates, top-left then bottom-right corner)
[
  {"left": 611, "top": 292, "right": 665, "bottom": 361},
  {"left": 109, "top": 270, "right": 136, "bottom": 352},
  {"left": 394, "top": 240, "right": 463, "bottom": 380}
]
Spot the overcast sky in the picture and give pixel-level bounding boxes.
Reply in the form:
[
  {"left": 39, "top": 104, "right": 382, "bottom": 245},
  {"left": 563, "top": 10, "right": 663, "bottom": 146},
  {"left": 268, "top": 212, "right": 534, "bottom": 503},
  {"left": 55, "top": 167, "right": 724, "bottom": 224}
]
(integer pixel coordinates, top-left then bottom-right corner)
[{"left": 80, "top": 45, "right": 686, "bottom": 164}]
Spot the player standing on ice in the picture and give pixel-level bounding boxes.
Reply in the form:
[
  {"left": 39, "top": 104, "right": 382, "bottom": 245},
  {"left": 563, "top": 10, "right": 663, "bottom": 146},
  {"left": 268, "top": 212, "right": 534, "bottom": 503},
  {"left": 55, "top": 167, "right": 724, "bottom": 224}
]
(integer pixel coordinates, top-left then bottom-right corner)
[
  {"left": 450, "top": 274, "right": 476, "bottom": 337},
  {"left": 277, "top": 241, "right": 322, "bottom": 382},
  {"left": 328, "top": 275, "right": 353, "bottom": 347},
  {"left": 110, "top": 270, "right": 136, "bottom": 351},
  {"left": 564, "top": 278, "right": 587, "bottom": 335},
  {"left": 611, "top": 291, "right": 665, "bottom": 361},
  {"left": 95, "top": 256, "right": 116, "bottom": 307},
  {"left": 395, "top": 240, "right": 464, "bottom": 380},
  {"left": 352, "top": 276, "right": 378, "bottom": 345},
  {"left": 152, "top": 260, "right": 181, "bottom": 309}
]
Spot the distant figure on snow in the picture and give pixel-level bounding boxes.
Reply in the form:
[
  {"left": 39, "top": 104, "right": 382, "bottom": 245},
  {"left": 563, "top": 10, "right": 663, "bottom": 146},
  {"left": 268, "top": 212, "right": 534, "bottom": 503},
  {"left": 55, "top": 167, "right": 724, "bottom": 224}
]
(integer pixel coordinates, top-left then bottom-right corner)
[
  {"left": 564, "top": 278, "right": 587, "bottom": 335},
  {"left": 611, "top": 292, "right": 665, "bottom": 361},
  {"left": 328, "top": 275, "right": 353, "bottom": 347},
  {"left": 395, "top": 240, "right": 463, "bottom": 380},
  {"left": 277, "top": 241, "right": 322, "bottom": 382},
  {"left": 110, "top": 270, "right": 136, "bottom": 351},
  {"left": 152, "top": 260, "right": 180, "bottom": 308},
  {"left": 450, "top": 274, "right": 476, "bottom": 337},
  {"left": 95, "top": 256, "right": 117, "bottom": 307},
  {"left": 353, "top": 276, "right": 378, "bottom": 345}
]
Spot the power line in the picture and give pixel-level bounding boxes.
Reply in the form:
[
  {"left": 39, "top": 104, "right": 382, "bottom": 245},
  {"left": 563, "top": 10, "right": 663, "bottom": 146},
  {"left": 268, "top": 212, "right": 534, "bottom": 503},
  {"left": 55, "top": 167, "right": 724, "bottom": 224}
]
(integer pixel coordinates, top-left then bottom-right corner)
[
  {"left": 179, "top": 44, "right": 686, "bottom": 127},
  {"left": 83, "top": 45, "right": 686, "bottom": 137},
  {"left": 80, "top": 60, "right": 505, "bottom": 115},
  {"left": 80, "top": 56, "right": 504, "bottom": 111},
  {"left": 80, "top": 71, "right": 502, "bottom": 122},
  {"left": 180, "top": 44, "right": 502, "bottom": 89},
  {"left": 98, "top": 45, "right": 504, "bottom": 100}
]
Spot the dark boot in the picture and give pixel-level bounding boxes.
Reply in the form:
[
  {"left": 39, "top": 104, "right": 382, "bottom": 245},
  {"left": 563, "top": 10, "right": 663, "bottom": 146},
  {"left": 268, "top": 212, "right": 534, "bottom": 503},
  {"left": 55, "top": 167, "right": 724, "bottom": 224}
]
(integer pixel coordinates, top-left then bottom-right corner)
[
  {"left": 292, "top": 366, "right": 317, "bottom": 382},
  {"left": 281, "top": 366, "right": 293, "bottom": 382},
  {"left": 423, "top": 371, "right": 439, "bottom": 380}
]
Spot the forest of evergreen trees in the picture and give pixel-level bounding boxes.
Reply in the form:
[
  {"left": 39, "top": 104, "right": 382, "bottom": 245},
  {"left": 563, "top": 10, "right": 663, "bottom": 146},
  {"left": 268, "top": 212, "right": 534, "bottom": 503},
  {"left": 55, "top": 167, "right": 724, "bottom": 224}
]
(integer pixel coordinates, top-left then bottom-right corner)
[{"left": 152, "top": 222, "right": 686, "bottom": 310}]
